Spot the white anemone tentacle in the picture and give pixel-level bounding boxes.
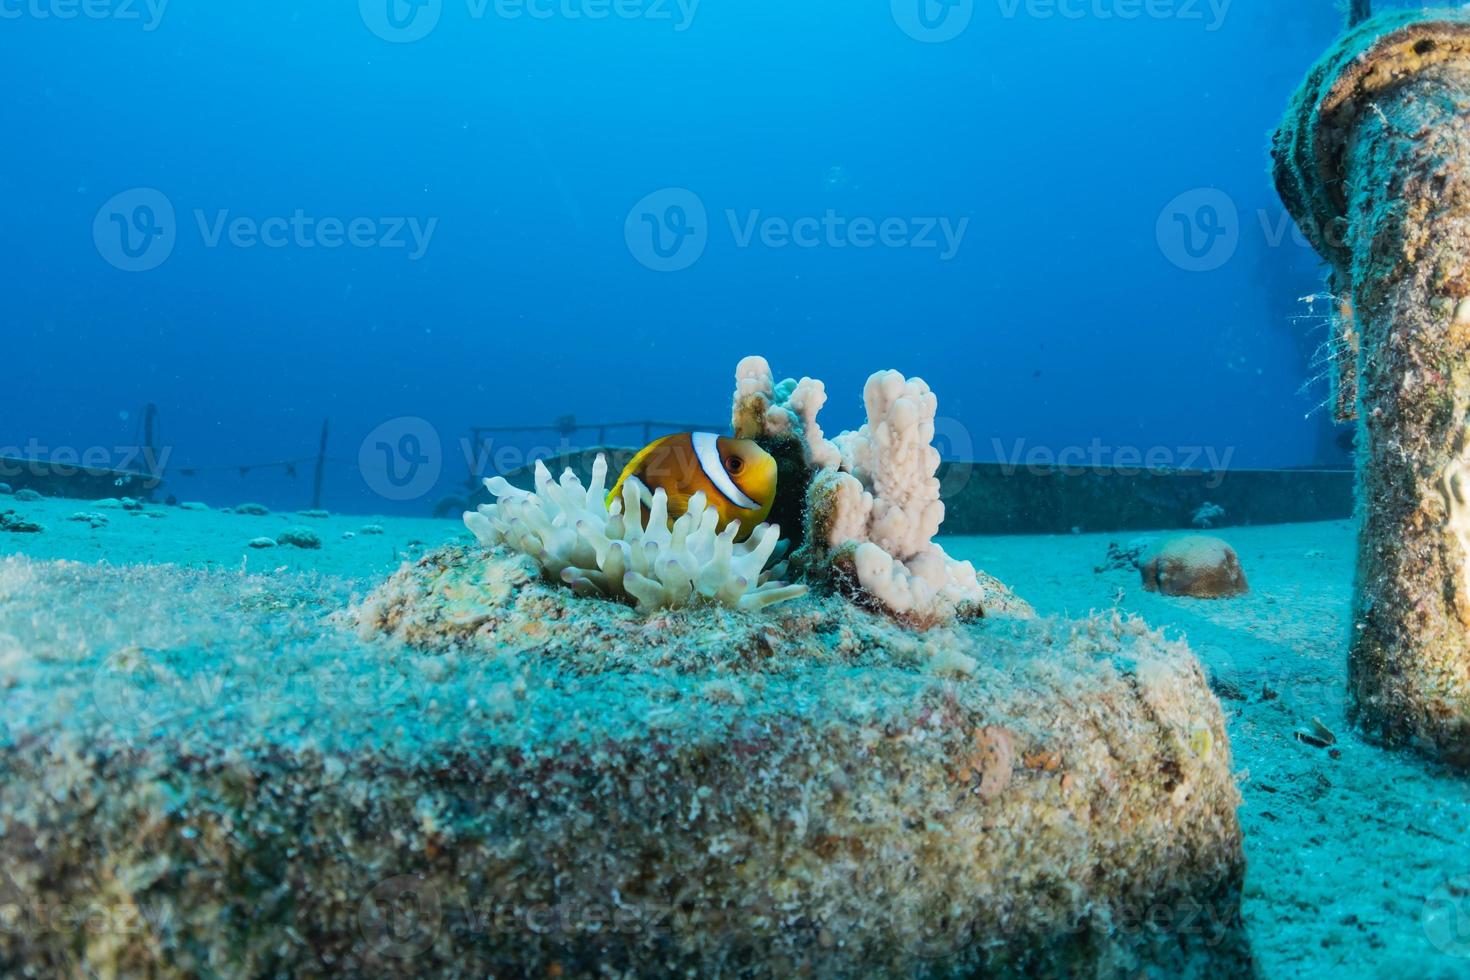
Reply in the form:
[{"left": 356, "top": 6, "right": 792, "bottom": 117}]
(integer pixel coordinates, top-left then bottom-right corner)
[{"left": 464, "top": 453, "right": 805, "bottom": 614}]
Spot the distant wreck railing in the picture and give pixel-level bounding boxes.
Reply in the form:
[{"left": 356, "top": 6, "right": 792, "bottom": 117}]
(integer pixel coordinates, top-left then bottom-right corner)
[
  {"left": 0, "top": 415, "right": 730, "bottom": 510},
  {"left": 467, "top": 419, "right": 726, "bottom": 453}
]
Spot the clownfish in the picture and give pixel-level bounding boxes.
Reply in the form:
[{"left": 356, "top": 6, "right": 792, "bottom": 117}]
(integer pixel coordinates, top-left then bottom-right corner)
[{"left": 608, "top": 432, "right": 777, "bottom": 540}]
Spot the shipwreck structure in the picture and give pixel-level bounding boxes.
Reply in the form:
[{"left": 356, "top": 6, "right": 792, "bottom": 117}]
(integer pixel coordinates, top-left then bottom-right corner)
[{"left": 1274, "top": 9, "right": 1470, "bottom": 765}]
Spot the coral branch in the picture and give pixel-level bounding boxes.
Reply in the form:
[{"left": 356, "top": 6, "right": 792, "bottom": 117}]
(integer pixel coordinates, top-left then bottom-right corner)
[{"left": 736, "top": 357, "right": 1012, "bottom": 626}]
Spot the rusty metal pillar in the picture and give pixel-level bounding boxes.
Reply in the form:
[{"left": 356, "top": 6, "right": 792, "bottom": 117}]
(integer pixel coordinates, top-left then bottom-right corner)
[{"left": 1273, "top": 11, "right": 1470, "bottom": 766}]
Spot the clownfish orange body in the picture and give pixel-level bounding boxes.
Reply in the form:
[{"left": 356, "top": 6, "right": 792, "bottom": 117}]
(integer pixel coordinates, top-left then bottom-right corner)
[{"left": 608, "top": 432, "right": 778, "bottom": 540}]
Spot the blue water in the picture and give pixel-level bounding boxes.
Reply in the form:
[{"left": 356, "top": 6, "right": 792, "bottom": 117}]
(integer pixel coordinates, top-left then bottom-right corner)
[{"left": 5, "top": 0, "right": 1352, "bottom": 514}]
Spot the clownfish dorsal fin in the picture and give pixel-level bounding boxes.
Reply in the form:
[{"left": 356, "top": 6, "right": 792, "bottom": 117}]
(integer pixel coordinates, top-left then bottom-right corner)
[{"left": 692, "top": 432, "right": 759, "bottom": 510}]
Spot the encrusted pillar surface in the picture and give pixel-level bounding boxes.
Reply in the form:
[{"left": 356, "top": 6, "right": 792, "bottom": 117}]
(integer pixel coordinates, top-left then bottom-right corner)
[{"left": 1274, "top": 11, "right": 1470, "bottom": 765}]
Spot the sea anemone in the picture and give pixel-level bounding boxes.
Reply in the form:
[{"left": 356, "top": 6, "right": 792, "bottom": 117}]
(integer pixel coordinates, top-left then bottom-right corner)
[{"left": 464, "top": 455, "right": 807, "bottom": 614}]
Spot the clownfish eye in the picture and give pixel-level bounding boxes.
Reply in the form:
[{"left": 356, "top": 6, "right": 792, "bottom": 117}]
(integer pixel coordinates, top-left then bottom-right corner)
[{"left": 725, "top": 455, "right": 745, "bottom": 475}]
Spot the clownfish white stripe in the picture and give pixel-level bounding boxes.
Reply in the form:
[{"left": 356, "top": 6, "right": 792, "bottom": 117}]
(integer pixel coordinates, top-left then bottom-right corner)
[{"left": 692, "top": 431, "right": 759, "bottom": 510}]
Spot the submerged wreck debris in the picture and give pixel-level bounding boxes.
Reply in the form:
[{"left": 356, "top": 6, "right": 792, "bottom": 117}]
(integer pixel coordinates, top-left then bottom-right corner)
[
  {"left": 333, "top": 357, "right": 1251, "bottom": 973},
  {"left": 1139, "top": 535, "right": 1249, "bottom": 600},
  {"left": 1, "top": 556, "right": 1251, "bottom": 978},
  {"left": 1273, "top": 10, "right": 1470, "bottom": 765}
]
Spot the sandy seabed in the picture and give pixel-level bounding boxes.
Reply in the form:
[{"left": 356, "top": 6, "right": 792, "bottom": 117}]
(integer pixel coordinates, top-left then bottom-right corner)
[{"left": 0, "top": 495, "right": 1467, "bottom": 979}]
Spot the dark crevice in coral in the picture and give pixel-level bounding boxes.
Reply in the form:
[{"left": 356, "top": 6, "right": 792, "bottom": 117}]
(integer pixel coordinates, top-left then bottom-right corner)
[{"left": 755, "top": 432, "right": 815, "bottom": 549}]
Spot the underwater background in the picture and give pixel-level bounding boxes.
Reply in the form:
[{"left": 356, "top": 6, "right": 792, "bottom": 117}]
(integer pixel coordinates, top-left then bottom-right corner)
[
  {"left": 12, "top": 4, "right": 1470, "bottom": 977},
  {"left": 3, "top": 0, "right": 1367, "bottom": 515}
]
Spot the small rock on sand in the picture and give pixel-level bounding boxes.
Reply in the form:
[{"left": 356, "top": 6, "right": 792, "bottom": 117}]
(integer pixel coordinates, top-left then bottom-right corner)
[
  {"left": 247, "top": 537, "right": 277, "bottom": 549},
  {"left": 277, "top": 528, "right": 323, "bottom": 550},
  {"left": 0, "top": 511, "right": 44, "bottom": 533},
  {"left": 1139, "top": 535, "right": 1249, "bottom": 599}
]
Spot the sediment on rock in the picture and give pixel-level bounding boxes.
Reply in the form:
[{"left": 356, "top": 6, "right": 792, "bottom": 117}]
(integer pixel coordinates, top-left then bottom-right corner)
[{"left": 0, "top": 553, "right": 1251, "bottom": 978}]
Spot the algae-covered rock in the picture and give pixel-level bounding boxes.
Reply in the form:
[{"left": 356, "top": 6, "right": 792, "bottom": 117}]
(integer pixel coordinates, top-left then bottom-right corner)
[
  {"left": 0, "top": 552, "right": 1250, "bottom": 978},
  {"left": 1140, "top": 535, "right": 1249, "bottom": 599},
  {"left": 0, "top": 511, "right": 43, "bottom": 534},
  {"left": 277, "top": 527, "right": 323, "bottom": 550},
  {"left": 356, "top": 545, "right": 1033, "bottom": 663}
]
